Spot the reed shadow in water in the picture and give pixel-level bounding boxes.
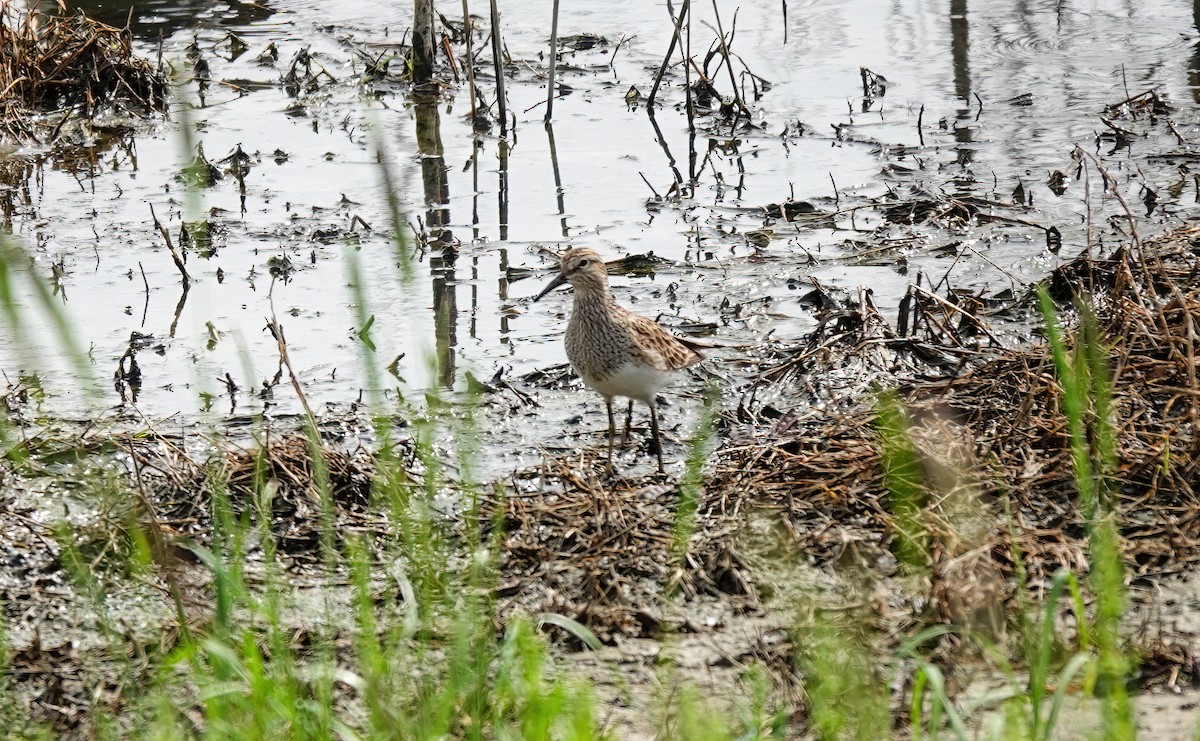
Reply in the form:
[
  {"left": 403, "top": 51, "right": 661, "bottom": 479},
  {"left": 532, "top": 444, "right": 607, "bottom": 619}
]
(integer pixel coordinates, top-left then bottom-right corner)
[{"left": 415, "top": 99, "right": 457, "bottom": 389}]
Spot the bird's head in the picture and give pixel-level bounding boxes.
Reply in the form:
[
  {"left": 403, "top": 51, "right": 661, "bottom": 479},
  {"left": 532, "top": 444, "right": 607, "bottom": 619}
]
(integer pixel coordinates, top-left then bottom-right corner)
[{"left": 533, "top": 247, "right": 608, "bottom": 301}]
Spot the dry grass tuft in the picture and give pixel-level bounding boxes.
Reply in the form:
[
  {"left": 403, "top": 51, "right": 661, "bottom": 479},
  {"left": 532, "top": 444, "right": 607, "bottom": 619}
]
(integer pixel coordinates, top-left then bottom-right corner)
[
  {"left": 0, "top": 2, "right": 166, "bottom": 142},
  {"left": 717, "top": 226, "right": 1200, "bottom": 611},
  {"left": 474, "top": 460, "right": 756, "bottom": 643}
]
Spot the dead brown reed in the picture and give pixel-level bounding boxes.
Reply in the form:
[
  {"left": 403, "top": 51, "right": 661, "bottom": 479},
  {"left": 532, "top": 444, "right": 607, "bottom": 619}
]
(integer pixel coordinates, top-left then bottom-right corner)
[{"left": 0, "top": 2, "right": 165, "bottom": 142}]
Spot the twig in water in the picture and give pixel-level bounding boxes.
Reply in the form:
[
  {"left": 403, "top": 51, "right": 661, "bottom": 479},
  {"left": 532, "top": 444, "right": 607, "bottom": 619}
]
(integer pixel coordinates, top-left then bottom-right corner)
[
  {"left": 609, "top": 34, "right": 635, "bottom": 67},
  {"left": 266, "top": 312, "right": 318, "bottom": 429},
  {"left": 648, "top": 0, "right": 690, "bottom": 109},
  {"left": 705, "top": 4, "right": 752, "bottom": 120},
  {"left": 638, "top": 172, "right": 661, "bottom": 198},
  {"left": 523, "top": 94, "right": 569, "bottom": 114},
  {"left": 137, "top": 260, "right": 150, "bottom": 327},
  {"left": 1121, "top": 63, "right": 1134, "bottom": 120},
  {"left": 684, "top": 5, "right": 694, "bottom": 135},
  {"left": 829, "top": 172, "right": 839, "bottom": 210},
  {"left": 1074, "top": 145, "right": 1140, "bottom": 250},
  {"left": 440, "top": 34, "right": 460, "bottom": 83},
  {"left": 461, "top": 0, "right": 478, "bottom": 122},
  {"left": 916, "top": 104, "right": 925, "bottom": 146},
  {"left": 1167, "top": 119, "right": 1187, "bottom": 145},
  {"left": 148, "top": 203, "right": 190, "bottom": 286},
  {"left": 1081, "top": 154, "right": 1093, "bottom": 259},
  {"left": 974, "top": 92, "right": 983, "bottom": 121},
  {"left": 546, "top": 123, "right": 569, "bottom": 237},
  {"left": 1100, "top": 116, "right": 1137, "bottom": 141}
]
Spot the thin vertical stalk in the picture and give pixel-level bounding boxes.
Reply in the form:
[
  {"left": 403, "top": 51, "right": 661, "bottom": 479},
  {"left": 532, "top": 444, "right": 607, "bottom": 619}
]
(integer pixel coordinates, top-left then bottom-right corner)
[
  {"left": 488, "top": 0, "right": 508, "bottom": 136},
  {"left": 544, "top": 0, "right": 560, "bottom": 123},
  {"left": 710, "top": 0, "right": 749, "bottom": 121},
  {"left": 671, "top": 383, "right": 719, "bottom": 566},
  {"left": 648, "top": 0, "right": 689, "bottom": 109},
  {"left": 684, "top": 0, "right": 694, "bottom": 135},
  {"left": 1038, "top": 288, "right": 1133, "bottom": 740},
  {"left": 545, "top": 123, "right": 568, "bottom": 236},
  {"left": 498, "top": 137, "right": 509, "bottom": 240},
  {"left": 460, "top": 0, "right": 477, "bottom": 121}
]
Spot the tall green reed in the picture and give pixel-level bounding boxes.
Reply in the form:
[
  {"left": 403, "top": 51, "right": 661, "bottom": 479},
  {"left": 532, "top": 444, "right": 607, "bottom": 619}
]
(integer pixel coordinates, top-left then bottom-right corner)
[
  {"left": 1037, "top": 287, "right": 1132, "bottom": 739},
  {"left": 672, "top": 382, "right": 720, "bottom": 564}
]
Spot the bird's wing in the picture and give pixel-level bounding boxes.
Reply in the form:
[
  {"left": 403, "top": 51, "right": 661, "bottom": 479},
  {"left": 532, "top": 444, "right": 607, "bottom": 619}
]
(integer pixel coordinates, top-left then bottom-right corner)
[{"left": 625, "top": 312, "right": 704, "bottom": 371}]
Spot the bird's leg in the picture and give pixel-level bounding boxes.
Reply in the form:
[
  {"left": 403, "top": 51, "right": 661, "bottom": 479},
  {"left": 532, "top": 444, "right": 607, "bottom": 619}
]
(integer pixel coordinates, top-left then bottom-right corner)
[
  {"left": 620, "top": 399, "right": 634, "bottom": 445},
  {"left": 605, "top": 396, "right": 616, "bottom": 473},
  {"left": 649, "top": 402, "right": 664, "bottom": 474}
]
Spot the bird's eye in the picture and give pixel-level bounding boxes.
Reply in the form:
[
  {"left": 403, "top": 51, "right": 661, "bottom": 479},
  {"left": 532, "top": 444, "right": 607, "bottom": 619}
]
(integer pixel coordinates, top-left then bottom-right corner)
[{"left": 578, "top": 258, "right": 590, "bottom": 268}]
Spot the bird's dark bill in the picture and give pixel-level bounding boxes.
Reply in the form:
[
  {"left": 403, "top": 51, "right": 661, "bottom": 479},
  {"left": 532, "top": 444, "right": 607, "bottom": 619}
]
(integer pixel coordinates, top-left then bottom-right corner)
[{"left": 534, "top": 273, "right": 568, "bottom": 301}]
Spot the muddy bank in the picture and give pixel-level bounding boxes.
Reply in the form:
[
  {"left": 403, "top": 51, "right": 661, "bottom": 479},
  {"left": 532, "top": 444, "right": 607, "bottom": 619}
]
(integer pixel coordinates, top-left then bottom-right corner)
[{"left": 4, "top": 225, "right": 1200, "bottom": 736}]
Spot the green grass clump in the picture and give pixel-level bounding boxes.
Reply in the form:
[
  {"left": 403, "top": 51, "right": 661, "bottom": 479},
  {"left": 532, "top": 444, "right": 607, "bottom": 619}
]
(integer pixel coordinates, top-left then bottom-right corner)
[
  {"left": 875, "top": 389, "right": 929, "bottom": 570},
  {"left": 798, "top": 614, "right": 890, "bottom": 741},
  {"left": 839, "top": 288, "right": 1137, "bottom": 741},
  {"left": 133, "top": 460, "right": 602, "bottom": 740},
  {"left": 1037, "top": 287, "right": 1132, "bottom": 740}
]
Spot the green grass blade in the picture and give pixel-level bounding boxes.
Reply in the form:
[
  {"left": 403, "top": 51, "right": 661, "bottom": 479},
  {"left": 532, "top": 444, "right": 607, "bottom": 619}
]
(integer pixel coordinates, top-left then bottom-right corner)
[{"left": 536, "top": 613, "right": 603, "bottom": 651}]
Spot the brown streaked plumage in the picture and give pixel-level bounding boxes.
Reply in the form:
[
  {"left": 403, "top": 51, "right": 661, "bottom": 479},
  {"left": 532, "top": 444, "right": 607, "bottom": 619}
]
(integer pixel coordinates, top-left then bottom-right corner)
[{"left": 535, "top": 247, "right": 702, "bottom": 473}]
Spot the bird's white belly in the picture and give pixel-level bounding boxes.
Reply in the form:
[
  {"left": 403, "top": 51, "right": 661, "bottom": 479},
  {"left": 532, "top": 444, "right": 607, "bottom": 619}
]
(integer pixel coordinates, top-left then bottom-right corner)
[{"left": 580, "top": 361, "right": 672, "bottom": 404}]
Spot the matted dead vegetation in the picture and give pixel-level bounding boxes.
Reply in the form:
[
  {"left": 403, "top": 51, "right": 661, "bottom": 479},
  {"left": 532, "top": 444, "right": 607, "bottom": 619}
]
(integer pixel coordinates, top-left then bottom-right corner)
[
  {"left": 0, "top": 1, "right": 166, "bottom": 142},
  {"left": 7, "top": 227, "right": 1200, "bottom": 738},
  {"left": 472, "top": 461, "right": 756, "bottom": 644},
  {"left": 135, "top": 434, "right": 380, "bottom": 563},
  {"left": 715, "top": 226, "right": 1200, "bottom": 655}
]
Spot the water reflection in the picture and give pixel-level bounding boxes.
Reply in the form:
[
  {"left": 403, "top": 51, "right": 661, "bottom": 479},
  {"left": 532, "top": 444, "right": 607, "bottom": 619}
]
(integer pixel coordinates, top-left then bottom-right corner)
[
  {"left": 949, "top": 0, "right": 970, "bottom": 102},
  {"left": 646, "top": 112, "right": 685, "bottom": 190},
  {"left": 497, "top": 138, "right": 510, "bottom": 241},
  {"left": 414, "top": 99, "right": 456, "bottom": 389},
  {"left": 414, "top": 100, "right": 450, "bottom": 243},
  {"left": 5, "top": 0, "right": 1198, "bottom": 433},
  {"left": 949, "top": 0, "right": 974, "bottom": 166},
  {"left": 1193, "top": 0, "right": 1200, "bottom": 103},
  {"left": 545, "top": 123, "right": 569, "bottom": 237},
  {"left": 71, "top": 0, "right": 273, "bottom": 38},
  {"left": 432, "top": 256, "right": 457, "bottom": 389},
  {"left": 0, "top": 158, "right": 34, "bottom": 228},
  {"left": 468, "top": 139, "right": 482, "bottom": 241},
  {"left": 498, "top": 247, "right": 510, "bottom": 347}
]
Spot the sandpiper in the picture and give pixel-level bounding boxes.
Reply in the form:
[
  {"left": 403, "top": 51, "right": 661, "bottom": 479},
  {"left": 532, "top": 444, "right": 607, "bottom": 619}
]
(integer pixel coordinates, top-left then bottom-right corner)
[{"left": 534, "top": 247, "right": 703, "bottom": 473}]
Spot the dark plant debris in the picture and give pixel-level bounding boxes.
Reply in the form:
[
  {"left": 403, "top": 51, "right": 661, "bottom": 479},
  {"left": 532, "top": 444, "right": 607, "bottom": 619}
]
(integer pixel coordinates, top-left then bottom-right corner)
[
  {"left": 0, "top": 3, "right": 166, "bottom": 143},
  {"left": 472, "top": 461, "right": 755, "bottom": 644},
  {"left": 715, "top": 225, "right": 1200, "bottom": 690},
  {"left": 136, "top": 434, "right": 381, "bottom": 564}
]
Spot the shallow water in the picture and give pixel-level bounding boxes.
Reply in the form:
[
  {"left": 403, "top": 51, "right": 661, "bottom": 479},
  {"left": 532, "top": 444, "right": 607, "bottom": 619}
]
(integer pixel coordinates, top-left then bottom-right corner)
[{"left": 2, "top": 0, "right": 1199, "bottom": 474}]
